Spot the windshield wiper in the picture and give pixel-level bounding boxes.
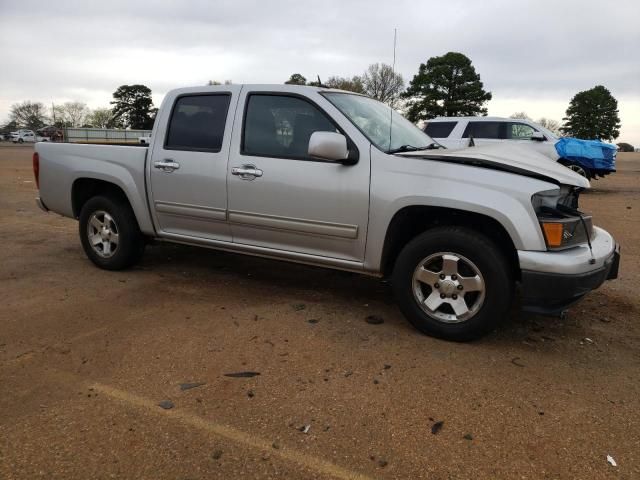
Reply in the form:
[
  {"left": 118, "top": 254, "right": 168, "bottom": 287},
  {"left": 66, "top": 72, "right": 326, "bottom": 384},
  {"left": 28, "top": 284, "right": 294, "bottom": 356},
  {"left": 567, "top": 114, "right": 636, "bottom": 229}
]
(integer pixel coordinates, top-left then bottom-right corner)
[{"left": 387, "top": 143, "right": 440, "bottom": 154}]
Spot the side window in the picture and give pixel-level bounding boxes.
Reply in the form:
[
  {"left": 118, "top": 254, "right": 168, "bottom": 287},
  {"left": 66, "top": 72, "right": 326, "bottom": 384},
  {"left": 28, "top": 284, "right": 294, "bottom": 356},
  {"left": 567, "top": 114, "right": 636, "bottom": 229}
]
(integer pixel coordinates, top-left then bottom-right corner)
[
  {"left": 509, "top": 122, "right": 538, "bottom": 139},
  {"left": 243, "top": 94, "right": 338, "bottom": 159},
  {"left": 165, "top": 94, "right": 231, "bottom": 152},
  {"left": 424, "top": 121, "right": 457, "bottom": 138},
  {"left": 462, "top": 121, "right": 505, "bottom": 139}
]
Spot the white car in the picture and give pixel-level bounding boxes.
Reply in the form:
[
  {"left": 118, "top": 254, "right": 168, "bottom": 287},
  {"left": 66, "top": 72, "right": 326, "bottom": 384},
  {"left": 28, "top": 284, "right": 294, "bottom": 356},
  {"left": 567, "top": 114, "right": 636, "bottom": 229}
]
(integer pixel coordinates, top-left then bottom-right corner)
[{"left": 11, "top": 129, "right": 49, "bottom": 143}]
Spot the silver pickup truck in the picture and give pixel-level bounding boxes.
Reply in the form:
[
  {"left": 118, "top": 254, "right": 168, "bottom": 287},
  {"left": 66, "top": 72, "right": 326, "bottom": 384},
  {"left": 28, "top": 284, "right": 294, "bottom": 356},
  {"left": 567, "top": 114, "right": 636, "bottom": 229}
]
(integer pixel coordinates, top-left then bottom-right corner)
[{"left": 34, "top": 84, "right": 620, "bottom": 341}]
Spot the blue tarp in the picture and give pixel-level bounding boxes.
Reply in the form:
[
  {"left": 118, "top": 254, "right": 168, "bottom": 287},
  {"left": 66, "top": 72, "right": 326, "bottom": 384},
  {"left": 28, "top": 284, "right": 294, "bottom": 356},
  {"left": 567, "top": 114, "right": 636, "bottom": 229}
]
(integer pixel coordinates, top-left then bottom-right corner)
[{"left": 555, "top": 137, "right": 617, "bottom": 172}]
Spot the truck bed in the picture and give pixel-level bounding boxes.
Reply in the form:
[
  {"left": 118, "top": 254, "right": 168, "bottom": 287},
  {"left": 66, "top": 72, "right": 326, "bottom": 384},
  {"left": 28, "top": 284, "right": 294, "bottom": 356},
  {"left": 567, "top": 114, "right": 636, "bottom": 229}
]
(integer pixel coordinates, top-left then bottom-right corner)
[{"left": 35, "top": 142, "right": 155, "bottom": 234}]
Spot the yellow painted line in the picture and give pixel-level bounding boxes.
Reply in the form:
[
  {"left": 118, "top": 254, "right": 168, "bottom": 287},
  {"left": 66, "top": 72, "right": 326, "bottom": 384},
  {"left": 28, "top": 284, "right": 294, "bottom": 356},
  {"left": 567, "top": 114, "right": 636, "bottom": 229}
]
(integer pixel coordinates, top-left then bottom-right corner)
[{"left": 91, "top": 381, "right": 374, "bottom": 480}]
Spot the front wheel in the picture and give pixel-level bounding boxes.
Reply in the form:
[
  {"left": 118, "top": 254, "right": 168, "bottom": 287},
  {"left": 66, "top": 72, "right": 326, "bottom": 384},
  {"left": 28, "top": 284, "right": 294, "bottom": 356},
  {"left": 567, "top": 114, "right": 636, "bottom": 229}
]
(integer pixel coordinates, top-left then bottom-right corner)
[
  {"left": 565, "top": 163, "right": 591, "bottom": 179},
  {"left": 79, "top": 196, "right": 145, "bottom": 270},
  {"left": 392, "top": 226, "right": 513, "bottom": 341},
  {"left": 18, "top": 138, "right": 23, "bottom": 143}
]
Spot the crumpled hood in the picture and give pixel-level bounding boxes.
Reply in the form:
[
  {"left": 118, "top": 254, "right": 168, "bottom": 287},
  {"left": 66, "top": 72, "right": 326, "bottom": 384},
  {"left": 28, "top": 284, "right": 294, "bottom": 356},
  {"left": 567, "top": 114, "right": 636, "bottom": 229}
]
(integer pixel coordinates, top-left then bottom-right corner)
[{"left": 399, "top": 143, "right": 590, "bottom": 188}]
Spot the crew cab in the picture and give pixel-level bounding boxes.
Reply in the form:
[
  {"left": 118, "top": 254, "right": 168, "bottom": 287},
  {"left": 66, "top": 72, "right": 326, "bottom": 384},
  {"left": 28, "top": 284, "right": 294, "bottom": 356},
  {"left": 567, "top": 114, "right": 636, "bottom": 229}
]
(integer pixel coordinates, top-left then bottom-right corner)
[
  {"left": 425, "top": 116, "right": 616, "bottom": 179},
  {"left": 33, "top": 85, "right": 620, "bottom": 341}
]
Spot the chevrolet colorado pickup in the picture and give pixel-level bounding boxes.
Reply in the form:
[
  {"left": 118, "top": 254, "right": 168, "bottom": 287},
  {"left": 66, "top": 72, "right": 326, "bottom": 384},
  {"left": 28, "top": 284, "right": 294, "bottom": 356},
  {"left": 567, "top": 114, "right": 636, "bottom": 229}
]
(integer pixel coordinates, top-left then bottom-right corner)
[{"left": 34, "top": 85, "right": 620, "bottom": 341}]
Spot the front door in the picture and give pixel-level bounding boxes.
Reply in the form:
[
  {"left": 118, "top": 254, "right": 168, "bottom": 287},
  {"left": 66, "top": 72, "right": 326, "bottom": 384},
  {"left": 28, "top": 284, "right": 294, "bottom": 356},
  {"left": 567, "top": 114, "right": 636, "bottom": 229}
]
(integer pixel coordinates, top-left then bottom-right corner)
[
  {"left": 149, "top": 89, "right": 239, "bottom": 241},
  {"left": 226, "top": 89, "right": 370, "bottom": 263}
]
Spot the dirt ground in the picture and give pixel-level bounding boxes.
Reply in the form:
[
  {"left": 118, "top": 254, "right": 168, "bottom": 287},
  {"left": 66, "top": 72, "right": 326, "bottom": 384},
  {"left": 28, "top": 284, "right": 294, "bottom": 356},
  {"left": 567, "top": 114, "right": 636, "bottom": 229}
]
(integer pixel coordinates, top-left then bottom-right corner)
[{"left": 1, "top": 144, "right": 638, "bottom": 479}]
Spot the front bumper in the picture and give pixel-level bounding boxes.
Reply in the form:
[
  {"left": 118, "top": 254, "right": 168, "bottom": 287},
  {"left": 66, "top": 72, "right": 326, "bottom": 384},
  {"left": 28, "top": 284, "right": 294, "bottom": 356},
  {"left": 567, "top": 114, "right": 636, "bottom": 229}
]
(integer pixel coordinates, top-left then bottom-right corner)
[{"left": 518, "top": 227, "right": 619, "bottom": 314}]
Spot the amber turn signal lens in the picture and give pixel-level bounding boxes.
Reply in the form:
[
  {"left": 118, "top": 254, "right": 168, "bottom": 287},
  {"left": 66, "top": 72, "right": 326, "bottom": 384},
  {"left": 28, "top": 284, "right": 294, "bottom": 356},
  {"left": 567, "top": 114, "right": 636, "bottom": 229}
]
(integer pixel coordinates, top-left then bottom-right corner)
[{"left": 541, "top": 222, "right": 563, "bottom": 247}]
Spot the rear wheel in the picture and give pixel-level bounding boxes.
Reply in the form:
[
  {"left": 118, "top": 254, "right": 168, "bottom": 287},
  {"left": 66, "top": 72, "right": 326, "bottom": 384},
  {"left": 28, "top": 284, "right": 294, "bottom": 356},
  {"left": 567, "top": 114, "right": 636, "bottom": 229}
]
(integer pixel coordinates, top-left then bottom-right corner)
[
  {"left": 79, "top": 196, "right": 144, "bottom": 270},
  {"left": 392, "top": 226, "right": 513, "bottom": 341}
]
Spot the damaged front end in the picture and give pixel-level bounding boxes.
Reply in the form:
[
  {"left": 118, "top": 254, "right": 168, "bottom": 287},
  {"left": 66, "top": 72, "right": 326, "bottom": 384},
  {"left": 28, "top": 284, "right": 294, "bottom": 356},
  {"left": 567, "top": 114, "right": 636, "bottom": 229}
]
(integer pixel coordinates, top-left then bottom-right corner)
[{"left": 532, "top": 186, "right": 593, "bottom": 252}]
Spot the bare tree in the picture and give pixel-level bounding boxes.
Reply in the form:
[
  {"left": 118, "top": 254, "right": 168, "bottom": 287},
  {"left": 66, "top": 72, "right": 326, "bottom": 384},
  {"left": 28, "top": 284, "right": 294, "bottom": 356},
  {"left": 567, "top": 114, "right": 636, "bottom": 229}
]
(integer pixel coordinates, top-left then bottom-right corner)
[
  {"left": 509, "top": 112, "right": 532, "bottom": 120},
  {"left": 325, "top": 75, "right": 365, "bottom": 93},
  {"left": 536, "top": 117, "right": 562, "bottom": 136},
  {"left": 9, "top": 101, "right": 49, "bottom": 130},
  {"left": 87, "top": 108, "right": 116, "bottom": 128},
  {"left": 362, "top": 63, "right": 405, "bottom": 105},
  {"left": 207, "top": 80, "right": 233, "bottom": 85},
  {"left": 53, "top": 101, "right": 90, "bottom": 127}
]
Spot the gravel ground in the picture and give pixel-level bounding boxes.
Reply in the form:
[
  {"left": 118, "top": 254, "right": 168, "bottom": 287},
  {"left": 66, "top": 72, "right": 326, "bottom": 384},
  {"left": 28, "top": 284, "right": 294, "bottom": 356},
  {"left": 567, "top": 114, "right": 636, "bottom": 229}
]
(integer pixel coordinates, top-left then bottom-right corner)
[{"left": 1, "top": 144, "right": 639, "bottom": 479}]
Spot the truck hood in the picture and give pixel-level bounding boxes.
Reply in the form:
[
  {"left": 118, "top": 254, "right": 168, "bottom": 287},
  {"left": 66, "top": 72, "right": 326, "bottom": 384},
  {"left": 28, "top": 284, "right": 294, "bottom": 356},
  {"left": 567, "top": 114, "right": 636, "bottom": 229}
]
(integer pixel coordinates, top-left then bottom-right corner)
[{"left": 399, "top": 143, "right": 590, "bottom": 188}]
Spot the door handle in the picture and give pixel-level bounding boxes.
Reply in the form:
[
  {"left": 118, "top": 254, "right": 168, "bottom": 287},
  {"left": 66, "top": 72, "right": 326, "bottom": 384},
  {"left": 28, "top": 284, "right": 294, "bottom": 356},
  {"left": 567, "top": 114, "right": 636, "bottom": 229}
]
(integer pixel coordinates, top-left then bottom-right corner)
[
  {"left": 154, "top": 160, "right": 180, "bottom": 172},
  {"left": 231, "top": 164, "right": 263, "bottom": 180}
]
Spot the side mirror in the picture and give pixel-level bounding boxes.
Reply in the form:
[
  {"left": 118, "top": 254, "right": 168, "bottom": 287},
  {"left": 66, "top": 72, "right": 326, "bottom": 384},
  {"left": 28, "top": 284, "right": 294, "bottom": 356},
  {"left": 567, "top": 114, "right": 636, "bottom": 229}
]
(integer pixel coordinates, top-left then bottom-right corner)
[
  {"left": 531, "top": 131, "right": 546, "bottom": 141},
  {"left": 308, "top": 131, "right": 349, "bottom": 162}
]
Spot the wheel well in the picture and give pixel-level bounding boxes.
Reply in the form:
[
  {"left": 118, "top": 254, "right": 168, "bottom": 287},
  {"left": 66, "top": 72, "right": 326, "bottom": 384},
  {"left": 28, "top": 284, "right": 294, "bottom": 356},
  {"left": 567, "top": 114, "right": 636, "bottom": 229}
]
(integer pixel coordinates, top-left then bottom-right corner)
[
  {"left": 380, "top": 206, "right": 520, "bottom": 279},
  {"left": 71, "top": 178, "right": 129, "bottom": 218}
]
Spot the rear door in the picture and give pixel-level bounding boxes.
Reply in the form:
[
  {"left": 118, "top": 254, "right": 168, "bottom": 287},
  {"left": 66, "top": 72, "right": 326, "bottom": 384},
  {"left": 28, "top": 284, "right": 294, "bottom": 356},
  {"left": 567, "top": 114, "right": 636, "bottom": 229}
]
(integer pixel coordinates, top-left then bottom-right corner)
[
  {"left": 226, "top": 88, "right": 370, "bottom": 263},
  {"left": 462, "top": 121, "right": 507, "bottom": 147},
  {"left": 148, "top": 87, "right": 241, "bottom": 241}
]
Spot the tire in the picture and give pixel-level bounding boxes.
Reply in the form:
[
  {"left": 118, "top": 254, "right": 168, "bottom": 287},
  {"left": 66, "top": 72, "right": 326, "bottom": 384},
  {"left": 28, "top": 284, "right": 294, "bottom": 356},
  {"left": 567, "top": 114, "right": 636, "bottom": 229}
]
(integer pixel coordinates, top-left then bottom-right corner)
[
  {"left": 18, "top": 138, "right": 23, "bottom": 143},
  {"left": 391, "top": 226, "right": 513, "bottom": 341},
  {"left": 79, "top": 195, "right": 144, "bottom": 270},
  {"left": 565, "top": 163, "right": 591, "bottom": 180}
]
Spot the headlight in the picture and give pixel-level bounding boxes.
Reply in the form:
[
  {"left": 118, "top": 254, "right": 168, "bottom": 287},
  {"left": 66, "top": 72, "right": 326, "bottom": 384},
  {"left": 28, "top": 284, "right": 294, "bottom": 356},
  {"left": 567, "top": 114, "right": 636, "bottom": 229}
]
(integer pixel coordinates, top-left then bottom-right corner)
[{"left": 533, "top": 189, "right": 592, "bottom": 250}]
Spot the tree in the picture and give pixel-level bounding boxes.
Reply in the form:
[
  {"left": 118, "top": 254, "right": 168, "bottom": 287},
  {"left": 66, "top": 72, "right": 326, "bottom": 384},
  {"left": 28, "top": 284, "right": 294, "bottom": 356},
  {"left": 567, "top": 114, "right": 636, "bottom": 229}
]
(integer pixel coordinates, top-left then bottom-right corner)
[
  {"left": 86, "top": 108, "right": 117, "bottom": 128},
  {"left": 52, "top": 101, "right": 90, "bottom": 127},
  {"left": 207, "top": 80, "right": 232, "bottom": 85},
  {"left": 324, "top": 75, "right": 365, "bottom": 93},
  {"left": 362, "top": 63, "right": 404, "bottom": 105},
  {"left": 284, "top": 73, "right": 307, "bottom": 85},
  {"left": 111, "top": 85, "right": 156, "bottom": 129},
  {"left": 9, "top": 101, "right": 49, "bottom": 130},
  {"left": 617, "top": 142, "right": 634, "bottom": 152},
  {"left": 536, "top": 117, "right": 562, "bottom": 136},
  {"left": 561, "top": 85, "right": 621, "bottom": 141},
  {"left": 510, "top": 112, "right": 531, "bottom": 120},
  {"left": 402, "top": 52, "right": 492, "bottom": 122}
]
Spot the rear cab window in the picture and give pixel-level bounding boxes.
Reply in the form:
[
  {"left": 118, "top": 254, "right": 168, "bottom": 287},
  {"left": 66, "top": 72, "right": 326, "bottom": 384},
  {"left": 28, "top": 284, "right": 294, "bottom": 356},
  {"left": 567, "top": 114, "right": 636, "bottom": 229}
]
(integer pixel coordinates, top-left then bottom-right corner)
[
  {"left": 165, "top": 94, "right": 231, "bottom": 152},
  {"left": 424, "top": 121, "right": 457, "bottom": 138}
]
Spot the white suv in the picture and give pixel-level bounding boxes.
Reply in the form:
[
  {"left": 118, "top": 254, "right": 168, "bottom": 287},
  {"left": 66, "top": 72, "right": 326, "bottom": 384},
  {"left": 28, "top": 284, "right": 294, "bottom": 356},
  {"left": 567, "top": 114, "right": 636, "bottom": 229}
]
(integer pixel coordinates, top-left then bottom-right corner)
[{"left": 425, "top": 116, "right": 559, "bottom": 159}]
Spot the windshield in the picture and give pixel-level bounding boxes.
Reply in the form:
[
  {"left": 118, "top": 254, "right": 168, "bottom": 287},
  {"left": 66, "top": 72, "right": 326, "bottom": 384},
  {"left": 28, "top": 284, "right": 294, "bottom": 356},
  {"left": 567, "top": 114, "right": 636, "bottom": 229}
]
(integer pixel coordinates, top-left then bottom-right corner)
[{"left": 323, "top": 92, "right": 435, "bottom": 153}]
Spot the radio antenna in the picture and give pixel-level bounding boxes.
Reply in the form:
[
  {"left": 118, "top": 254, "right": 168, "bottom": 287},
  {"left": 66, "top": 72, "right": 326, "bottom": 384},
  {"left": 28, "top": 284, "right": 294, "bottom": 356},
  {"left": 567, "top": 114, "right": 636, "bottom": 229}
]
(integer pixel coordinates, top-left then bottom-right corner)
[{"left": 388, "top": 28, "right": 397, "bottom": 151}]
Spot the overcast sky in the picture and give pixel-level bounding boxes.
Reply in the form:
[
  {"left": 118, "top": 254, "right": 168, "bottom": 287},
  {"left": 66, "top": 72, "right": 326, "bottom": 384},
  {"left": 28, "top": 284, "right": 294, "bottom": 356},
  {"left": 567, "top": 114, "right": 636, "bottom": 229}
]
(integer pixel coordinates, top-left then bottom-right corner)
[{"left": 1, "top": 0, "right": 639, "bottom": 143}]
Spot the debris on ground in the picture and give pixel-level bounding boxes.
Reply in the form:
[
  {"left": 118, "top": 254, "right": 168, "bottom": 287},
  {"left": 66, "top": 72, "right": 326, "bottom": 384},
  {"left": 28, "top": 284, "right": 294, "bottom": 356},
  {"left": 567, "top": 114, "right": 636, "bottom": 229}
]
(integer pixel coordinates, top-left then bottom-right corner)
[
  {"left": 224, "top": 371, "right": 261, "bottom": 378},
  {"left": 247, "top": 389, "right": 255, "bottom": 398},
  {"left": 179, "top": 382, "right": 206, "bottom": 391},
  {"left": 298, "top": 424, "right": 311, "bottom": 434},
  {"left": 307, "top": 318, "right": 319, "bottom": 324},
  {"left": 463, "top": 434, "right": 473, "bottom": 441},
  {"left": 377, "top": 459, "right": 388, "bottom": 468},
  {"left": 607, "top": 454, "right": 617, "bottom": 467},
  {"left": 158, "top": 400, "right": 174, "bottom": 410},
  {"left": 272, "top": 442, "right": 280, "bottom": 449},
  {"left": 383, "top": 364, "right": 392, "bottom": 370},
  {"left": 365, "top": 315, "right": 384, "bottom": 325},
  {"left": 511, "top": 357, "right": 525, "bottom": 367},
  {"left": 211, "top": 449, "right": 223, "bottom": 460},
  {"left": 431, "top": 420, "right": 444, "bottom": 434},
  {"left": 292, "top": 303, "right": 306, "bottom": 311}
]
